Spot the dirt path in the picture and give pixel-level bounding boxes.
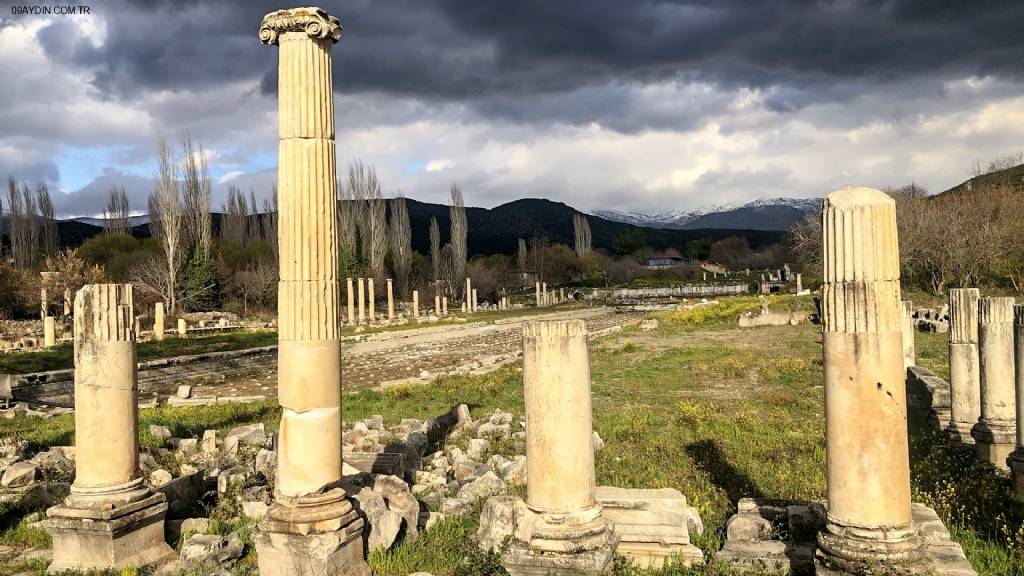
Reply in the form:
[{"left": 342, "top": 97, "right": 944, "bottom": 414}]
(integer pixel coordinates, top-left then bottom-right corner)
[{"left": 184, "top": 306, "right": 643, "bottom": 399}]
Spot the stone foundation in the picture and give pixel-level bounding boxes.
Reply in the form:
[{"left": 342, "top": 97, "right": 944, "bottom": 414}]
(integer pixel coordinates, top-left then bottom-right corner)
[
  {"left": 45, "top": 493, "right": 173, "bottom": 573},
  {"left": 501, "top": 538, "right": 617, "bottom": 576},
  {"left": 716, "top": 498, "right": 975, "bottom": 576},
  {"left": 254, "top": 492, "right": 368, "bottom": 576},
  {"left": 595, "top": 486, "right": 703, "bottom": 568}
]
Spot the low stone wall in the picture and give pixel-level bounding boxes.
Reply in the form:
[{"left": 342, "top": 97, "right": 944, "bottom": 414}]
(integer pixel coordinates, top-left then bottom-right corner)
[
  {"left": 597, "top": 283, "right": 749, "bottom": 303},
  {"left": 10, "top": 346, "right": 277, "bottom": 407},
  {"left": 906, "top": 365, "right": 952, "bottom": 429}
]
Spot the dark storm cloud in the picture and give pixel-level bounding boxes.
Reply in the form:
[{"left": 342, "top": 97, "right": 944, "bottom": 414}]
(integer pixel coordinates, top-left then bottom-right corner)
[{"left": 34, "top": 0, "right": 1024, "bottom": 130}]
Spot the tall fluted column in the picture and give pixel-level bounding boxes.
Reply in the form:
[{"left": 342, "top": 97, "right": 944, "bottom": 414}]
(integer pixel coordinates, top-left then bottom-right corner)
[
  {"left": 154, "top": 302, "right": 165, "bottom": 341},
  {"left": 1009, "top": 305, "right": 1024, "bottom": 501},
  {"left": 257, "top": 8, "right": 367, "bottom": 575},
  {"left": 368, "top": 278, "right": 376, "bottom": 321},
  {"left": 946, "top": 288, "right": 981, "bottom": 444},
  {"left": 346, "top": 277, "right": 355, "bottom": 325},
  {"left": 503, "top": 319, "right": 615, "bottom": 574},
  {"left": 815, "top": 187, "right": 922, "bottom": 574},
  {"left": 46, "top": 284, "right": 171, "bottom": 571},
  {"left": 358, "top": 278, "right": 365, "bottom": 323},
  {"left": 971, "top": 297, "right": 1017, "bottom": 469}
]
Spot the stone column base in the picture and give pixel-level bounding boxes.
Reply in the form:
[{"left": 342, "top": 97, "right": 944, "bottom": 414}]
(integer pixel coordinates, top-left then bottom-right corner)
[
  {"left": 44, "top": 492, "right": 173, "bottom": 573},
  {"left": 253, "top": 490, "right": 369, "bottom": 576},
  {"left": 502, "top": 537, "right": 618, "bottom": 576},
  {"left": 971, "top": 420, "right": 1016, "bottom": 470},
  {"left": 815, "top": 517, "right": 924, "bottom": 575},
  {"left": 1008, "top": 449, "right": 1024, "bottom": 503},
  {"left": 945, "top": 421, "right": 976, "bottom": 445}
]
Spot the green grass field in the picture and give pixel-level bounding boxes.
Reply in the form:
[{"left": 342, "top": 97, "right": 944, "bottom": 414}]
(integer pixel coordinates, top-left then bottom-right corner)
[{"left": 1, "top": 295, "right": 1021, "bottom": 575}]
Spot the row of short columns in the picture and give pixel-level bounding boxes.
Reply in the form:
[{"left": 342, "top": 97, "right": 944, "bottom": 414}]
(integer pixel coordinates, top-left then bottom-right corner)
[{"left": 344, "top": 277, "right": 496, "bottom": 323}]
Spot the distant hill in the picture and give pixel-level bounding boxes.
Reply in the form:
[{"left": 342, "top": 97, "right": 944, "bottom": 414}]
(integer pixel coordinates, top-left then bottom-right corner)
[
  {"left": 594, "top": 197, "right": 820, "bottom": 231},
  {"left": 940, "top": 163, "right": 1024, "bottom": 196},
  {"left": 33, "top": 197, "right": 785, "bottom": 256}
]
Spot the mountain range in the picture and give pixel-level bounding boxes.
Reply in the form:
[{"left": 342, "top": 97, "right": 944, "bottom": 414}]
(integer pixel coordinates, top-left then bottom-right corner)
[{"left": 592, "top": 197, "right": 821, "bottom": 231}]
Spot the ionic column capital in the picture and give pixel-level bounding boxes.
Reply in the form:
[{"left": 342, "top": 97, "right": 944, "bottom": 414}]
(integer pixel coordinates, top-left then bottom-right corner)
[{"left": 259, "top": 7, "right": 342, "bottom": 46}]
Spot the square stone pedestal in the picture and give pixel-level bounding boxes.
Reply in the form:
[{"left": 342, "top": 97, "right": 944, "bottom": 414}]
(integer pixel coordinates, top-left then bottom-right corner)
[
  {"left": 501, "top": 538, "right": 618, "bottom": 576},
  {"left": 45, "top": 493, "right": 173, "bottom": 573},
  {"left": 253, "top": 497, "right": 369, "bottom": 576},
  {"left": 596, "top": 486, "right": 704, "bottom": 568},
  {"left": 717, "top": 498, "right": 976, "bottom": 576}
]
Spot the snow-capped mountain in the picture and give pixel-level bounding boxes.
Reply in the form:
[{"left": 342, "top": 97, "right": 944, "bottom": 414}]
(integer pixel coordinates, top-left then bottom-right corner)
[
  {"left": 69, "top": 215, "right": 151, "bottom": 228},
  {"left": 593, "top": 197, "right": 821, "bottom": 231}
]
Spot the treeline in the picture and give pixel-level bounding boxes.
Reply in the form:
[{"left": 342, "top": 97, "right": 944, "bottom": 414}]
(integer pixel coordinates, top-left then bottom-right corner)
[{"left": 790, "top": 180, "right": 1024, "bottom": 295}]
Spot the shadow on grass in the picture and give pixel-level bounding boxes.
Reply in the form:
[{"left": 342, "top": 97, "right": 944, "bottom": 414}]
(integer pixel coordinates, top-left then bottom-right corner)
[{"left": 685, "top": 438, "right": 764, "bottom": 504}]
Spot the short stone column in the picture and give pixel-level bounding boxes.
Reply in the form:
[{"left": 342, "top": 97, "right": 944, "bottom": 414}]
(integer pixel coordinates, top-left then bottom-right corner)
[
  {"left": 43, "top": 316, "right": 56, "bottom": 347},
  {"left": 412, "top": 290, "right": 419, "bottom": 319},
  {"left": 542, "top": 282, "right": 548, "bottom": 307},
  {"left": 434, "top": 292, "right": 441, "bottom": 317},
  {"left": 465, "top": 277, "right": 472, "bottom": 311},
  {"left": 472, "top": 288, "right": 478, "bottom": 312},
  {"left": 178, "top": 318, "right": 187, "bottom": 335},
  {"left": 346, "top": 277, "right": 355, "bottom": 324},
  {"left": 1009, "top": 305, "right": 1024, "bottom": 501},
  {"left": 442, "top": 296, "right": 448, "bottom": 316},
  {"left": 154, "top": 302, "right": 165, "bottom": 341},
  {"left": 902, "top": 300, "right": 916, "bottom": 369},
  {"left": 535, "top": 281, "right": 541, "bottom": 307},
  {"left": 386, "top": 279, "right": 394, "bottom": 320},
  {"left": 368, "top": 278, "right": 376, "bottom": 321},
  {"left": 971, "top": 296, "right": 1017, "bottom": 469},
  {"left": 256, "top": 8, "right": 367, "bottom": 575},
  {"left": 358, "top": 277, "right": 366, "bottom": 323},
  {"left": 796, "top": 273, "right": 803, "bottom": 294},
  {"left": 946, "top": 288, "right": 981, "bottom": 444},
  {"left": 45, "top": 284, "right": 172, "bottom": 571},
  {"left": 502, "top": 319, "right": 615, "bottom": 574},
  {"left": 815, "top": 187, "right": 922, "bottom": 574}
]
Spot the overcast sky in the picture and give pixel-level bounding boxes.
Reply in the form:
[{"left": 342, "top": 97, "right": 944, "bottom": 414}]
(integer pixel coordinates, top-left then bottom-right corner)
[{"left": 1, "top": 0, "right": 1023, "bottom": 218}]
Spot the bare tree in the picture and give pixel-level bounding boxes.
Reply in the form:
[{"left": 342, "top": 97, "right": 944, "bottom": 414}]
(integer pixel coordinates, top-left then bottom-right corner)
[
  {"left": 181, "top": 135, "right": 212, "bottom": 258},
  {"left": 6, "top": 177, "right": 27, "bottom": 267},
  {"left": 517, "top": 238, "right": 528, "bottom": 271},
  {"left": 347, "top": 161, "right": 384, "bottom": 280},
  {"left": 337, "top": 179, "right": 358, "bottom": 273},
  {"left": 36, "top": 182, "right": 57, "bottom": 258},
  {"left": 104, "top": 186, "right": 130, "bottom": 235},
  {"left": 21, "top": 183, "right": 39, "bottom": 266},
  {"left": 262, "top": 187, "right": 279, "bottom": 259},
  {"left": 439, "top": 243, "right": 457, "bottom": 297},
  {"left": 429, "top": 216, "right": 440, "bottom": 282},
  {"left": 389, "top": 194, "right": 412, "bottom": 297},
  {"left": 220, "top": 186, "right": 250, "bottom": 245},
  {"left": 150, "top": 137, "right": 184, "bottom": 312},
  {"left": 367, "top": 186, "right": 387, "bottom": 285},
  {"left": 147, "top": 193, "right": 162, "bottom": 238},
  {"left": 573, "top": 213, "right": 592, "bottom": 258},
  {"left": 449, "top": 184, "right": 467, "bottom": 297}
]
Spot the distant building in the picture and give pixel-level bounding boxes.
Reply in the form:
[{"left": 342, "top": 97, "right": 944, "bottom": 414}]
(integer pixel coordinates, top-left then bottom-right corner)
[{"left": 643, "top": 256, "right": 686, "bottom": 269}]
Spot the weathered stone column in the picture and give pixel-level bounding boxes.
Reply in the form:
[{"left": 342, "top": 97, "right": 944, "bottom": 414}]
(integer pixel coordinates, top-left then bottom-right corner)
[
  {"left": 503, "top": 319, "right": 615, "bottom": 574},
  {"left": 358, "top": 277, "right": 366, "bottom": 323},
  {"left": 154, "top": 302, "right": 165, "bottom": 341},
  {"left": 43, "top": 317, "right": 56, "bottom": 347},
  {"left": 45, "top": 284, "right": 172, "bottom": 571},
  {"left": 178, "top": 318, "right": 187, "bottom": 335},
  {"left": 368, "top": 278, "right": 376, "bottom": 321},
  {"left": 796, "top": 273, "right": 803, "bottom": 294},
  {"left": 902, "top": 300, "right": 916, "bottom": 369},
  {"left": 535, "top": 281, "right": 541, "bottom": 307},
  {"left": 442, "top": 296, "right": 448, "bottom": 315},
  {"left": 412, "top": 290, "right": 419, "bottom": 319},
  {"left": 465, "top": 277, "right": 472, "bottom": 311},
  {"left": 386, "top": 279, "right": 394, "bottom": 320},
  {"left": 1008, "top": 305, "right": 1024, "bottom": 501},
  {"left": 542, "top": 282, "right": 548, "bottom": 307},
  {"left": 257, "top": 8, "right": 367, "bottom": 575},
  {"left": 946, "top": 288, "right": 980, "bottom": 444},
  {"left": 472, "top": 288, "right": 478, "bottom": 312},
  {"left": 971, "top": 296, "right": 1017, "bottom": 469},
  {"left": 346, "top": 277, "right": 355, "bottom": 325},
  {"left": 434, "top": 291, "right": 441, "bottom": 317},
  {"left": 815, "top": 187, "right": 922, "bottom": 574}
]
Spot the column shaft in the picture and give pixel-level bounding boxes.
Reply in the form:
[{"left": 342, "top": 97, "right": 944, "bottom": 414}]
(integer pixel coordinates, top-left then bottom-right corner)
[
  {"left": 387, "top": 279, "right": 394, "bottom": 320},
  {"left": 358, "top": 278, "right": 365, "bottom": 323},
  {"left": 347, "top": 277, "right": 355, "bottom": 324},
  {"left": 368, "top": 278, "right": 376, "bottom": 321},
  {"left": 947, "top": 288, "right": 980, "bottom": 444},
  {"left": 413, "top": 290, "right": 419, "bottom": 318},
  {"left": 972, "top": 296, "right": 1017, "bottom": 468},
  {"left": 1009, "top": 305, "right": 1024, "bottom": 500},
  {"left": 154, "top": 302, "right": 165, "bottom": 341}
]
